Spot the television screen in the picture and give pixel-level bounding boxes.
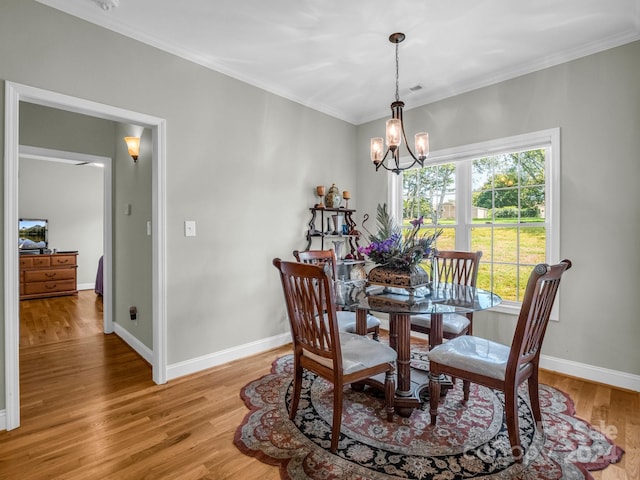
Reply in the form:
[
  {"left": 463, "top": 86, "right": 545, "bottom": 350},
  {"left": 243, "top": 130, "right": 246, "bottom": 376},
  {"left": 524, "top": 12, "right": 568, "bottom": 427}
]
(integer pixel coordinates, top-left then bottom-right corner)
[{"left": 19, "top": 218, "right": 48, "bottom": 249}]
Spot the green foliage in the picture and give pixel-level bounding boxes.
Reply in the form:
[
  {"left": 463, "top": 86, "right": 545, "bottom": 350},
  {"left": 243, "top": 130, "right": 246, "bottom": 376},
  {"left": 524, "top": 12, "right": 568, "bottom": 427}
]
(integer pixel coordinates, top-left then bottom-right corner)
[{"left": 473, "top": 150, "right": 545, "bottom": 210}]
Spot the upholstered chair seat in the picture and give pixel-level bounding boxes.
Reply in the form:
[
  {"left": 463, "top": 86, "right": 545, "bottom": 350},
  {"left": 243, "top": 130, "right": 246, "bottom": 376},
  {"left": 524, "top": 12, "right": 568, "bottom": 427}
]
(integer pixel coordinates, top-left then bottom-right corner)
[
  {"left": 335, "top": 311, "right": 382, "bottom": 335},
  {"left": 303, "top": 332, "right": 396, "bottom": 375},
  {"left": 426, "top": 335, "right": 511, "bottom": 380},
  {"left": 410, "top": 313, "right": 470, "bottom": 336}
]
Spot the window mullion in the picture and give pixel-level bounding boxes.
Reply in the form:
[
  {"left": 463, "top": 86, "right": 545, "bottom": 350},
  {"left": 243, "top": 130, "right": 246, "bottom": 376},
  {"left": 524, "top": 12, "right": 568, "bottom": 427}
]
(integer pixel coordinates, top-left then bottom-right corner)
[{"left": 455, "top": 160, "right": 471, "bottom": 250}]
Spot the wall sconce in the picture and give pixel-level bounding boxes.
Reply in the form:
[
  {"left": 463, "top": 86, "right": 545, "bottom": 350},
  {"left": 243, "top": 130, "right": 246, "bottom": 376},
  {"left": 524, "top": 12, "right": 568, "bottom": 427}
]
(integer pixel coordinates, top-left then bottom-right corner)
[{"left": 124, "top": 136, "right": 140, "bottom": 162}]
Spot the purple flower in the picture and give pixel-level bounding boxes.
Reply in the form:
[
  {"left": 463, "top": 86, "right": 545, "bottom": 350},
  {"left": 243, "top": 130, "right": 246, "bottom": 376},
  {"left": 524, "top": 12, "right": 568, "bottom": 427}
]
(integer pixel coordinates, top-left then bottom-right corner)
[{"left": 409, "top": 216, "right": 424, "bottom": 227}]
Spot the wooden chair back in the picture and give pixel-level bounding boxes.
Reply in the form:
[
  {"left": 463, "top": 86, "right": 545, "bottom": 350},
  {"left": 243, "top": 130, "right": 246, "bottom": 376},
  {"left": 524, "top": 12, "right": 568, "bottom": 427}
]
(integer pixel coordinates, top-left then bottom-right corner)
[
  {"left": 432, "top": 250, "right": 482, "bottom": 287},
  {"left": 507, "top": 259, "right": 572, "bottom": 378},
  {"left": 292, "top": 249, "right": 338, "bottom": 279},
  {"left": 273, "top": 258, "right": 342, "bottom": 372}
]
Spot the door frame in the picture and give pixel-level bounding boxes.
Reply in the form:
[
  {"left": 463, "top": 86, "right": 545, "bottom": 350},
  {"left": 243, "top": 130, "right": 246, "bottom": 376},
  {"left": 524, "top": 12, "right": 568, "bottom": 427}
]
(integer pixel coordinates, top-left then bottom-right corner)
[{"left": 4, "top": 81, "right": 167, "bottom": 430}]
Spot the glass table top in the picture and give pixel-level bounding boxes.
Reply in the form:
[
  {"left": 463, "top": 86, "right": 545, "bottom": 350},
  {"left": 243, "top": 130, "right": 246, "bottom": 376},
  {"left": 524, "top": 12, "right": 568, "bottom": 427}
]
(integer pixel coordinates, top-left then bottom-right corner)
[{"left": 337, "top": 282, "right": 502, "bottom": 316}]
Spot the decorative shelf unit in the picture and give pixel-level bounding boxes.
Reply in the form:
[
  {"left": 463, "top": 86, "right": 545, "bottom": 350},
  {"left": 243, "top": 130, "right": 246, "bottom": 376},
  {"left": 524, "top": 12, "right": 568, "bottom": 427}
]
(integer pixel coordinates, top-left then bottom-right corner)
[{"left": 305, "top": 207, "right": 363, "bottom": 259}]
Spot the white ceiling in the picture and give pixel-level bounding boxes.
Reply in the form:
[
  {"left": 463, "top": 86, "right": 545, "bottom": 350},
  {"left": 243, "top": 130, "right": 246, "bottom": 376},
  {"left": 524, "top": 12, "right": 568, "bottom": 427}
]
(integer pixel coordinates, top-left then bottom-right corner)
[{"left": 37, "top": 0, "right": 640, "bottom": 125}]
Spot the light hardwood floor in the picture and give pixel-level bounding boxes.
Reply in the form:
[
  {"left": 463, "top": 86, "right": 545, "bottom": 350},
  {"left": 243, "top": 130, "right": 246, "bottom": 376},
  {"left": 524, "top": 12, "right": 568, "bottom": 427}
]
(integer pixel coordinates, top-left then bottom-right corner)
[{"left": 0, "top": 291, "right": 636, "bottom": 479}]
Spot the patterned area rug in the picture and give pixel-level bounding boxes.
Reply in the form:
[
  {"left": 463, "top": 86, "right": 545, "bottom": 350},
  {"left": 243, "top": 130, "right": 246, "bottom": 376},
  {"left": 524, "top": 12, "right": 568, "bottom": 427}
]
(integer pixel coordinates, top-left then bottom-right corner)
[{"left": 234, "top": 355, "right": 623, "bottom": 480}]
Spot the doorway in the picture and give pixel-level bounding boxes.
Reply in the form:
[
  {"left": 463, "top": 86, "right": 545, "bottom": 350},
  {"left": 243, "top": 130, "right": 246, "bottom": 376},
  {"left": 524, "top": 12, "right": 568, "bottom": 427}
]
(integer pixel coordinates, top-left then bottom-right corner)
[
  {"left": 4, "top": 81, "right": 167, "bottom": 430},
  {"left": 18, "top": 145, "right": 111, "bottom": 333}
]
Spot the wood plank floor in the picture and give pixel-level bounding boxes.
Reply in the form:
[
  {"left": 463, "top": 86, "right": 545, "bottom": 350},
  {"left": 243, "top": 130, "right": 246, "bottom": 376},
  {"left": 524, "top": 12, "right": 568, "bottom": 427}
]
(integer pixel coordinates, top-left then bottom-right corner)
[{"left": 0, "top": 291, "right": 636, "bottom": 479}]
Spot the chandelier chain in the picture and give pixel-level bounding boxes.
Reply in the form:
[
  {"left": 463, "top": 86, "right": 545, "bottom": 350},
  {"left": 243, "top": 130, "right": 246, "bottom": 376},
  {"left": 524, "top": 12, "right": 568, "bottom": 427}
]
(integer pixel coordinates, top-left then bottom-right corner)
[{"left": 395, "top": 42, "right": 400, "bottom": 102}]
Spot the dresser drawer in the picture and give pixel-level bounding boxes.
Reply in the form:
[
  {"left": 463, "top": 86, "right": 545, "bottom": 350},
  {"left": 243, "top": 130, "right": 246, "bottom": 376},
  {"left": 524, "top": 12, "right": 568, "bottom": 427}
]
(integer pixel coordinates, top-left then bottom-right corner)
[
  {"left": 20, "top": 257, "right": 34, "bottom": 268},
  {"left": 24, "top": 268, "right": 76, "bottom": 283},
  {"left": 51, "top": 255, "right": 76, "bottom": 267},
  {"left": 20, "top": 256, "right": 52, "bottom": 268},
  {"left": 24, "top": 279, "right": 76, "bottom": 295}
]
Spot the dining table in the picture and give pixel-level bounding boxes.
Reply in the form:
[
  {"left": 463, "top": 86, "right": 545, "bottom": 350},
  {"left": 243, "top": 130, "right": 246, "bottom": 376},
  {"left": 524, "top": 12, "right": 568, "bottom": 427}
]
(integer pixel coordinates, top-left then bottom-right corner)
[{"left": 348, "top": 282, "right": 502, "bottom": 417}]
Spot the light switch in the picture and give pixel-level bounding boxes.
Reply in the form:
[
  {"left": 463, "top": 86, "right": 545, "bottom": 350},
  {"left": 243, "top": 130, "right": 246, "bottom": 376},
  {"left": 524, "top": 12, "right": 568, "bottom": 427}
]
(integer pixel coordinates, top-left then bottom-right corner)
[
  {"left": 146, "top": 221, "right": 151, "bottom": 236},
  {"left": 185, "top": 220, "right": 196, "bottom": 237},
  {"left": 124, "top": 203, "right": 132, "bottom": 216}
]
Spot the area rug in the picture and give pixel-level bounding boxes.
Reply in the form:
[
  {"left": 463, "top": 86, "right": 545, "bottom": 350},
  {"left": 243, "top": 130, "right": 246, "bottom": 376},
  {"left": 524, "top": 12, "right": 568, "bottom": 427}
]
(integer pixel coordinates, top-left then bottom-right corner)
[{"left": 234, "top": 354, "right": 623, "bottom": 480}]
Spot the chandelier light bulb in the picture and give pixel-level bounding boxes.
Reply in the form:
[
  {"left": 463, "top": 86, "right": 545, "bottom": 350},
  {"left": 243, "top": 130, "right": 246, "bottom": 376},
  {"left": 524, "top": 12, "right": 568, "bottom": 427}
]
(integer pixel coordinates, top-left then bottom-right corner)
[
  {"left": 386, "top": 118, "right": 402, "bottom": 150},
  {"left": 370, "top": 137, "right": 384, "bottom": 164},
  {"left": 415, "top": 132, "right": 429, "bottom": 160}
]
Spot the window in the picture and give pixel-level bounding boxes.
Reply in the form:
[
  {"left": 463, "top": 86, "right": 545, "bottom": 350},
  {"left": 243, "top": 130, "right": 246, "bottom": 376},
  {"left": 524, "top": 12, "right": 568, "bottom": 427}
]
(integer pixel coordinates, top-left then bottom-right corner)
[{"left": 390, "top": 129, "right": 560, "bottom": 315}]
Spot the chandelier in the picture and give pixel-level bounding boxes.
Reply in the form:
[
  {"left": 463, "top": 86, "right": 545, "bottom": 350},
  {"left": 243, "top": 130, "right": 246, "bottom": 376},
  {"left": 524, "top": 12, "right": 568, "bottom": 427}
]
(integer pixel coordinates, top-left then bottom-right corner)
[{"left": 370, "top": 33, "right": 429, "bottom": 175}]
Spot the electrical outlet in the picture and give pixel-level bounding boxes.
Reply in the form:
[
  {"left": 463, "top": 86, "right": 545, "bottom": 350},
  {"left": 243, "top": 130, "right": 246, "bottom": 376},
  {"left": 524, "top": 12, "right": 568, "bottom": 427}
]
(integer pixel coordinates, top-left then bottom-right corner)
[{"left": 129, "top": 306, "right": 137, "bottom": 320}]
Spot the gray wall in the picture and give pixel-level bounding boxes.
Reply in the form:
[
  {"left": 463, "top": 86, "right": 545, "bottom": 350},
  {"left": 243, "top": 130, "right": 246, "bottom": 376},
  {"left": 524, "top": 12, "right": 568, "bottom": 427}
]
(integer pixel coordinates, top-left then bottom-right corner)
[
  {"left": 356, "top": 41, "right": 640, "bottom": 376},
  {"left": 0, "top": 0, "right": 358, "bottom": 409}
]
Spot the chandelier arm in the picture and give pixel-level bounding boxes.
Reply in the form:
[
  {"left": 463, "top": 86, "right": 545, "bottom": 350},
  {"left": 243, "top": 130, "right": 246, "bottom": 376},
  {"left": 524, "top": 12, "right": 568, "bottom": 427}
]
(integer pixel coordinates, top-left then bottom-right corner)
[
  {"left": 398, "top": 114, "right": 424, "bottom": 165},
  {"left": 374, "top": 148, "right": 392, "bottom": 171}
]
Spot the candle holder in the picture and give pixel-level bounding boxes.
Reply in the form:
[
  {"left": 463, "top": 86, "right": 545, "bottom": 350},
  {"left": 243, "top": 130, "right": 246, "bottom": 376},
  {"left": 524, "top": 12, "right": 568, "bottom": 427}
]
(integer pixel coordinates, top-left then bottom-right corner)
[
  {"left": 342, "top": 190, "right": 351, "bottom": 209},
  {"left": 315, "top": 185, "right": 325, "bottom": 208}
]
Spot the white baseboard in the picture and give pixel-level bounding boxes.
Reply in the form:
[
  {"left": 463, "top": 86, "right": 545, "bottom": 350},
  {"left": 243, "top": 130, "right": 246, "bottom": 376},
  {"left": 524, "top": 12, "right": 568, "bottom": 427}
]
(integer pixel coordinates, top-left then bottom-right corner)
[
  {"left": 0, "top": 409, "right": 5, "bottom": 430},
  {"left": 77, "top": 283, "right": 95, "bottom": 291},
  {"left": 540, "top": 354, "right": 640, "bottom": 392},
  {"left": 167, "top": 332, "right": 291, "bottom": 381},
  {"left": 113, "top": 322, "right": 153, "bottom": 364}
]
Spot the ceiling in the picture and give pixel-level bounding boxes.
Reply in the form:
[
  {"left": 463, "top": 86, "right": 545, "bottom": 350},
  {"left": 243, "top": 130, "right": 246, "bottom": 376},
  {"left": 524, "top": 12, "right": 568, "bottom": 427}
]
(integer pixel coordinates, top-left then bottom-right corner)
[{"left": 37, "top": 0, "right": 640, "bottom": 125}]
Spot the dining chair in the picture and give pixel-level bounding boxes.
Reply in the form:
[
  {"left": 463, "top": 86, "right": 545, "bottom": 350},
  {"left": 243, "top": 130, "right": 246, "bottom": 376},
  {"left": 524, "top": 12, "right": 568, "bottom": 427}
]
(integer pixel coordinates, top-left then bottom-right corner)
[
  {"left": 410, "top": 250, "right": 482, "bottom": 341},
  {"left": 293, "top": 249, "right": 381, "bottom": 340},
  {"left": 273, "top": 258, "right": 396, "bottom": 453},
  {"left": 427, "top": 259, "right": 572, "bottom": 461}
]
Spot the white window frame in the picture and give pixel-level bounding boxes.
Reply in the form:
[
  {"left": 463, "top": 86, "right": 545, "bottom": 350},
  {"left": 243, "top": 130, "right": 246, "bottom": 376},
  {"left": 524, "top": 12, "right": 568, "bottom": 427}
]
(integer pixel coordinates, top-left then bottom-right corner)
[{"left": 389, "top": 128, "right": 561, "bottom": 319}]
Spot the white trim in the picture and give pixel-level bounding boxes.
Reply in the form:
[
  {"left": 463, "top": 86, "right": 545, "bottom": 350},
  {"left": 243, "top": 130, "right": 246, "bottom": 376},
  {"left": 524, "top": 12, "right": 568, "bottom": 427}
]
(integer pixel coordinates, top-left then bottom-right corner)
[
  {"left": 19, "top": 145, "right": 108, "bottom": 165},
  {"left": 0, "top": 409, "right": 5, "bottom": 431},
  {"left": 113, "top": 322, "right": 153, "bottom": 365},
  {"left": 4, "top": 83, "right": 20, "bottom": 431},
  {"left": 166, "top": 333, "right": 291, "bottom": 381},
  {"left": 540, "top": 354, "right": 640, "bottom": 392},
  {"left": 77, "top": 283, "right": 96, "bottom": 291},
  {"left": 4, "top": 81, "right": 167, "bottom": 430}
]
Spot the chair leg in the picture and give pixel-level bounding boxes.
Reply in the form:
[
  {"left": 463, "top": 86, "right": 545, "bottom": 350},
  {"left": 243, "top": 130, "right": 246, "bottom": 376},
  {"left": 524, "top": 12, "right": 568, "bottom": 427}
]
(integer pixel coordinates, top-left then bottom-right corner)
[
  {"left": 371, "top": 326, "right": 380, "bottom": 341},
  {"left": 330, "top": 384, "right": 343, "bottom": 453},
  {"left": 504, "top": 385, "right": 523, "bottom": 462},
  {"left": 289, "top": 360, "right": 303, "bottom": 420},
  {"left": 462, "top": 380, "right": 470, "bottom": 404},
  {"left": 384, "top": 368, "right": 395, "bottom": 421},
  {"left": 429, "top": 374, "right": 441, "bottom": 424},
  {"left": 528, "top": 369, "right": 543, "bottom": 429}
]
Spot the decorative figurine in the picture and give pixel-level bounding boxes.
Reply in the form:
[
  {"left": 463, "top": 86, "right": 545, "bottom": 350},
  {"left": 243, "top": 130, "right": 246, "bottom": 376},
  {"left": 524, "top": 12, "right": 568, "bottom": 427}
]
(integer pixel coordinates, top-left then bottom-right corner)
[
  {"left": 315, "top": 185, "right": 325, "bottom": 208},
  {"left": 325, "top": 183, "right": 342, "bottom": 208},
  {"left": 342, "top": 190, "right": 351, "bottom": 209}
]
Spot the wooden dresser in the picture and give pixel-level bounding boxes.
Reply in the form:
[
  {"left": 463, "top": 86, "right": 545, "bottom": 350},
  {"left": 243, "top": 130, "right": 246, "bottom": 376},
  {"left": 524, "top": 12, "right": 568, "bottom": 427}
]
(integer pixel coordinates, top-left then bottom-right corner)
[{"left": 19, "top": 252, "right": 78, "bottom": 300}]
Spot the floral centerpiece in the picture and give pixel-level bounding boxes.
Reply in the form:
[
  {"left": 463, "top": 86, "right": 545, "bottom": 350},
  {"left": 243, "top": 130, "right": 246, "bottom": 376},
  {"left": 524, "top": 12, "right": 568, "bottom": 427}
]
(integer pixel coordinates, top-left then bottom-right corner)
[{"left": 359, "top": 204, "right": 442, "bottom": 293}]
